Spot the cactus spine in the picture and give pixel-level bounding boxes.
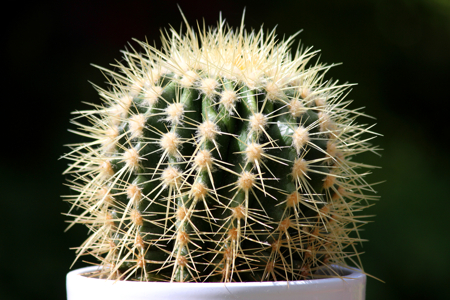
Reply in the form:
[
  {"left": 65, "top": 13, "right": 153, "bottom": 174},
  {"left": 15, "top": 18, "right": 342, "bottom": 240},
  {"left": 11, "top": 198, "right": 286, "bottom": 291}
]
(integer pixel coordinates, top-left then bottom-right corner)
[{"left": 63, "top": 14, "right": 379, "bottom": 283}]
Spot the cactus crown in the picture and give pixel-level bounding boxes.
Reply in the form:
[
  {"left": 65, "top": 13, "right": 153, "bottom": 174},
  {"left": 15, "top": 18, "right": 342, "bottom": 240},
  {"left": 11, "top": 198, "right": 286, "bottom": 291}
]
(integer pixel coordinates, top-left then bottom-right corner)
[{"left": 63, "top": 13, "right": 379, "bottom": 283}]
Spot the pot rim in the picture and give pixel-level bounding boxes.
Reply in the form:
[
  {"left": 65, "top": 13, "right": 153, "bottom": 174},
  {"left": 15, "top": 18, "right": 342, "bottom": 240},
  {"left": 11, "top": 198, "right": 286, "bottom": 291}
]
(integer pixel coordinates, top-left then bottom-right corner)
[
  {"left": 67, "top": 265, "right": 366, "bottom": 300},
  {"left": 67, "top": 264, "right": 365, "bottom": 286}
]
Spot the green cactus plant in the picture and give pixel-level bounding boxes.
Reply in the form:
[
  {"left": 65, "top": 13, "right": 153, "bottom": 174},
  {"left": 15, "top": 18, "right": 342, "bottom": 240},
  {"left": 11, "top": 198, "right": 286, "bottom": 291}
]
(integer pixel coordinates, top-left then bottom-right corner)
[{"left": 63, "top": 13, "right": 379, "bottom": 283}]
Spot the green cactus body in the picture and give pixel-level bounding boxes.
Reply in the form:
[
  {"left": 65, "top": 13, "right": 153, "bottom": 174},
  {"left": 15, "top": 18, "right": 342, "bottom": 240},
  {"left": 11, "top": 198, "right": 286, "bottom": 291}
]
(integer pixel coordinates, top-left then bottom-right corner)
[{"left": 63, "top": 16, "right": 379, "bottom": 282}]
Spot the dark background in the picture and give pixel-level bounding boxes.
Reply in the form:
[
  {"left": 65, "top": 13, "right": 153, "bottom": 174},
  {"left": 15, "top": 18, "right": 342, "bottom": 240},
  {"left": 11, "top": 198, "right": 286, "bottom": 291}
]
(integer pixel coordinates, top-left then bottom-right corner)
[{"left": 3, "top": 0, "right": 449, "bottom": 299}]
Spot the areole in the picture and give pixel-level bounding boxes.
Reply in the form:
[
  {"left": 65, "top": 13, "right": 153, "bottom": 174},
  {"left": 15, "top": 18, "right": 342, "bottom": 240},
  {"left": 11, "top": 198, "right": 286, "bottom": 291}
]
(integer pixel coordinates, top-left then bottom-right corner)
[{"left": 67, "top": 265, "right": 366, "bottom": 300}]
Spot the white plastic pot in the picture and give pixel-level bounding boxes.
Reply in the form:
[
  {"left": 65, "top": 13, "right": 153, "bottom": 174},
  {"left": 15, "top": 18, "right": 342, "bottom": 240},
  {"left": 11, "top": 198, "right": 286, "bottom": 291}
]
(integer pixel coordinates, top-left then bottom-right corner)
[{"left": 66, "top": 265, "right": 366, "bottom": 300}]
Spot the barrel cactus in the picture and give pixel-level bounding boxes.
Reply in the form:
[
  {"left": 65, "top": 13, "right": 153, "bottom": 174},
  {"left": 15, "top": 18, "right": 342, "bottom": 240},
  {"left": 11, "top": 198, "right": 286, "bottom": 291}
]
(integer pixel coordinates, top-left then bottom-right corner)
[{"left": 63, "top": 14, "right": 379, "bottom": 283}]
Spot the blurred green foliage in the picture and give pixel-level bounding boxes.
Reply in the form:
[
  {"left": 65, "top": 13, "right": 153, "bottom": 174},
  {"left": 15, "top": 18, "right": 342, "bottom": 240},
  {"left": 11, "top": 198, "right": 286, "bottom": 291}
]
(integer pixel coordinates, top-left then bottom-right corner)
[{"left": 2, "top": 0, "right": 449, "bottom": 299}]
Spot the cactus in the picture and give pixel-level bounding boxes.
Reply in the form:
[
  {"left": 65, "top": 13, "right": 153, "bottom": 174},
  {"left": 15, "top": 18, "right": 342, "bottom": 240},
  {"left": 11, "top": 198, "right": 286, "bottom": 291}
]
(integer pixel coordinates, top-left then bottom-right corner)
[{"left": 63, "top": 14, "right": 379, "bottom": 283}]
